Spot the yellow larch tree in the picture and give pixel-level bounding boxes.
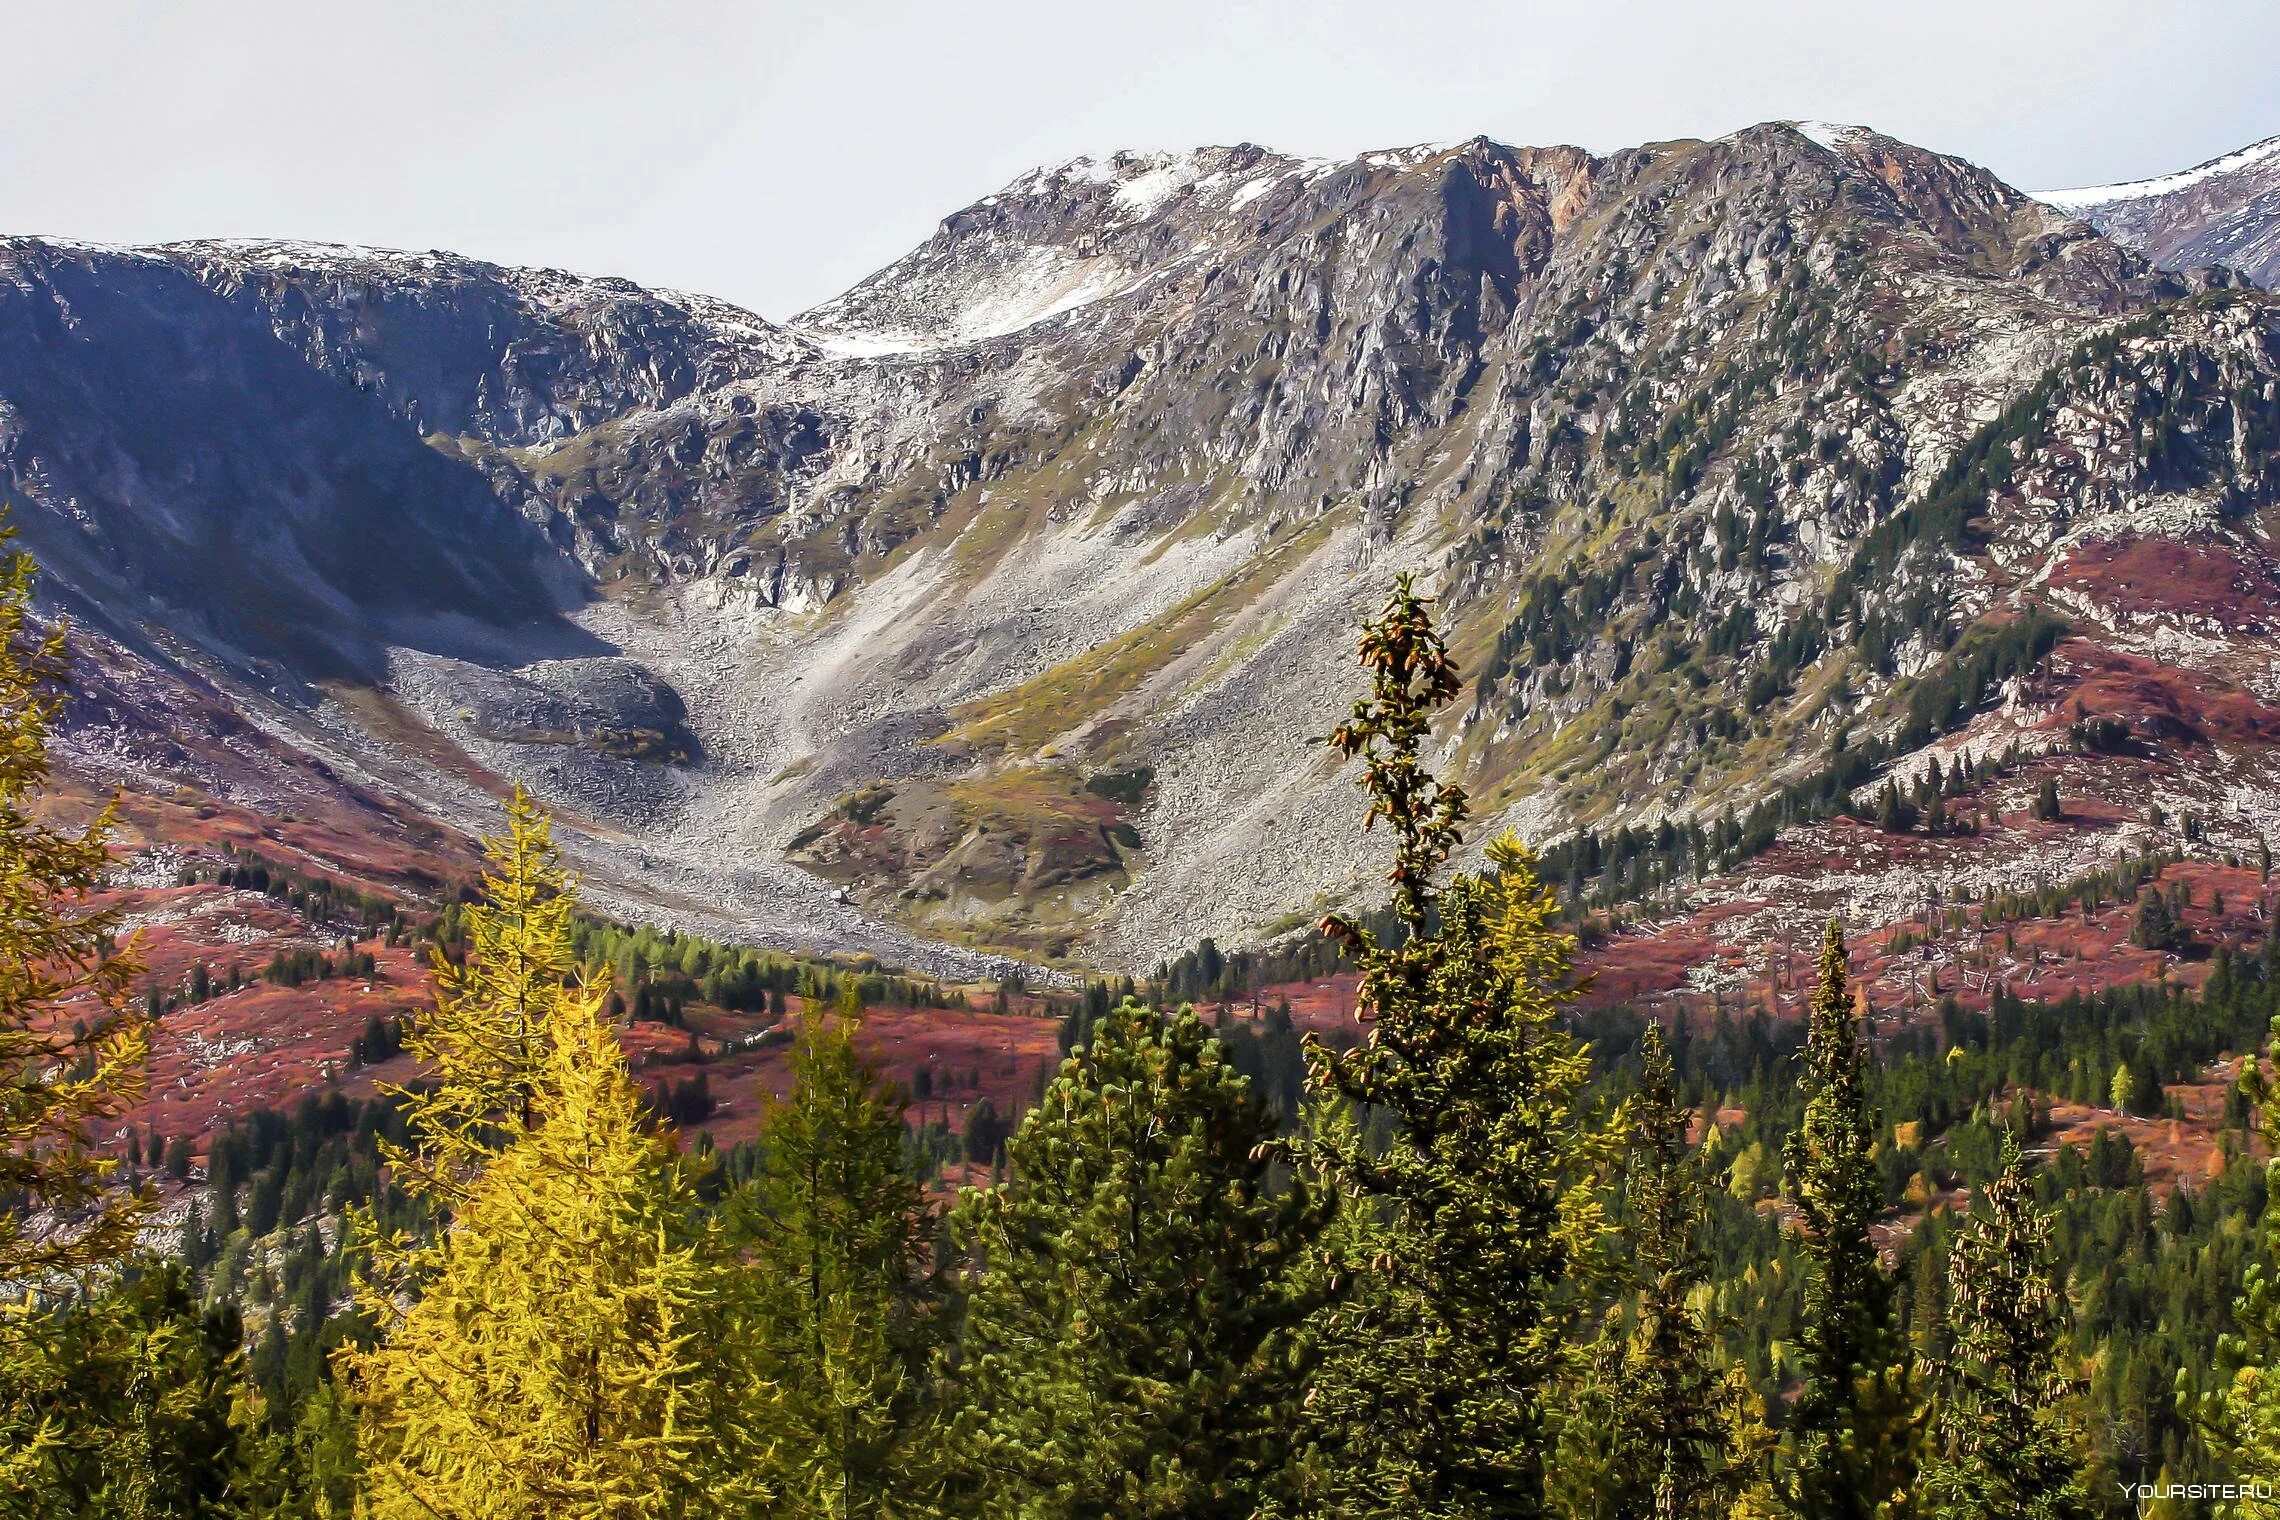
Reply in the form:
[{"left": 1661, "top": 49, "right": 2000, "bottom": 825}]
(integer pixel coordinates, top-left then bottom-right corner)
[
  {"left": 379, "top": 783, "right": 576, "bottom": 1206},
  {"left": 0, "top": 518, "right": 148, "bottom": 1288},
  {"left": 344, "top": 790, "right": 776, "bottom": 1520}
]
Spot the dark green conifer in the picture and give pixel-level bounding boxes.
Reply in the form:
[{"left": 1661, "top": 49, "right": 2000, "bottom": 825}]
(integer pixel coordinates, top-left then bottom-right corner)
[
  {"left": 1559, "top": 1022, "right": 1766, "bottom": 1520},
  {"left": 945, "top": 999, "right": 1324, "bottom": 1519},
  {"left": 1782, "top": 922, "right": 1920, "bottom": 1519},
  {"left": 1293, "top": 575, "right": 1613, "bottom": 1520},
  {"left": 1921, "top": 1130, "right": 2093, "bottom": 1519},
  {"left": 2130, "top": 888, "right": 2182, "bottom": 953},
  {"left": 0, "top": 1262, "right": 284, "bottom": 1516},
  {"left": 740, "top": 989, "right": 941, "bottom": 1518},
  {"left": 1876, "top": 783, "right": 1918, "bottom": 834}
]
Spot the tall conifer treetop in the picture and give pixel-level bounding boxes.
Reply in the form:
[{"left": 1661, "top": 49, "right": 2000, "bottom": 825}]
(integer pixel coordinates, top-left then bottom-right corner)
[
  {"left": 740, "top": 986, "right": 941, "bottom": 1518},
  {"left": 1781, "top": 920, "right": 1919, "bottom": 1520},
  {"left": 1922, "top": 1128, "right": 2093, "bottom": 1519},
  {"left": 346, "top": 800, "right": 774, "bottom": 1519},
  {"left": 1295, "top": 574, "right": 1615, "bottom": 1520},
  {"left": 351, "top": 975, "right": 773, "bottom": 1518}
]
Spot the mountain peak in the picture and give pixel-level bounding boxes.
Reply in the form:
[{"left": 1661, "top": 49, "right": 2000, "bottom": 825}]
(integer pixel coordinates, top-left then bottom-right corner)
[{"left": 787, "top": 135, "right": 1605, "bottom": 356}]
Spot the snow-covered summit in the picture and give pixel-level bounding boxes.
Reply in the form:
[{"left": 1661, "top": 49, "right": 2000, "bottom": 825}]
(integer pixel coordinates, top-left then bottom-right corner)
[
  {"left": 994, "top": 146, "right": 1335, "bottom": 220},
  {"left": 2027, "top": 133, "right": 2280, "bottom": 288},
  {"left": 788, "top": 145, "right": 1329, "bottom": 355}
]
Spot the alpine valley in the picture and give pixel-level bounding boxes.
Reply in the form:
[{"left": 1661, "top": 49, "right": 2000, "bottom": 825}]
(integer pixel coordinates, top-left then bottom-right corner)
[{"left": 11, "top": 118, "right": 2280, "bottom": 1066}]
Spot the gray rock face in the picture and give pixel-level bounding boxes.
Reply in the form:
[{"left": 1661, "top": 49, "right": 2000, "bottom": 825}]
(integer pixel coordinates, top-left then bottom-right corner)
[{"left": 4, "top": 123, "right": 2278, "bottom": 969}]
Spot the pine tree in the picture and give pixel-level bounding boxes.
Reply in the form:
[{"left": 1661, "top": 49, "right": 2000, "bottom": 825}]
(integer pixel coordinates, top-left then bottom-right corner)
[
  {"left": 0, "top": 521, "right": 149, "bottom": 1286},
  {"left": 1781, "top": 921, "right": 1919, "bottom": 1520},
  {"left": 1295, "top": 575, "right": 1615, "bottom": 1519},
  {"left": 740, "top": 988, "right": 939, "bottom": 1518},
  {"left": 1921, "top": 1130, "right": 2092, "bottom": 1519},
  {"left": 945, "top": 999, "right": 1324, "bottom": 1519}
]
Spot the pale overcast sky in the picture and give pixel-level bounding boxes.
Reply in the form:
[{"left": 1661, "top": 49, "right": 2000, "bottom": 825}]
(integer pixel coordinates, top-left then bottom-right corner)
[{"left": 3, "top": 0, "right": 2274, "bottom": 319}]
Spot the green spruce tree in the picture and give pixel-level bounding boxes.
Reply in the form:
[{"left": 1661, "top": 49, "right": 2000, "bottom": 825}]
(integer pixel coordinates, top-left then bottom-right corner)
[
  {"left": 1295, "top": 575, "right": 1616, "bottom": 1520},
  {"left": 2131, "top": 889, "right": 2182, "bottom": 953},
  {"left": 1782, "top": 921, "right": 1920, "bottom": 1520},
  {"left": 1557, "top": 1022, "right": 1765, "bottom": 1520},
  {"left": 740, "top": 988, "right": 940, "bottom": 1518},
  {"left": 945, "top": 999, "right": 1324, "bottom": 1520},
  {"left": 1921, "top": 1129, "right": 2092, "bottom": 1519}
]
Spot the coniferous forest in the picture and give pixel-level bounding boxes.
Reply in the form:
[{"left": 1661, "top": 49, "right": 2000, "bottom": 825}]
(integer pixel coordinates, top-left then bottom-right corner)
[{"left": 7, "top": 549, "right": 2280, "bottom": 1519}]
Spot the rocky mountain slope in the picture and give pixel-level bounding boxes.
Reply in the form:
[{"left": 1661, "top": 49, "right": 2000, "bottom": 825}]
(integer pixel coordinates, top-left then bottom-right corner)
[
  {"left": 2036, "top": 134, "right": 2280, "bottom": 288},
  {"left": 7, "top": 124, "right": 2280, "bottom": 979}
]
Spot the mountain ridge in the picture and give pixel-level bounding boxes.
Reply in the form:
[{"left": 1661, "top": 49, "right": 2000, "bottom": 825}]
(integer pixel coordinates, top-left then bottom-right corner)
[
  {"left": 2032, "top": 131, "right": 2280, "bottom": 288},
  {"left": 3, "top": 121, "right": 2277, "bottom": 982}
]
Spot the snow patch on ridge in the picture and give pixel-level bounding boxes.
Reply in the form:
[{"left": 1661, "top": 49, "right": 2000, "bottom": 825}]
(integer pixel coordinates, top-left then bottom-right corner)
[
  {"left": 1792, "top": 121, "right": 1871, "bottom": 154},
  {"left": 787, "top": 136, "right": 1502, "bottom": 358},
  {"left": 794, "top": 244, "right": 1149, "bottom": 354},
  {"left": 790, "top": 145, "right": 1335, "bottom": 355},
  {"left": 2034, "top": 135, "right": 2280, "bottom": 210},
  {"left": 1362, "top": 140, "right": 1465, "bottom": 170}
]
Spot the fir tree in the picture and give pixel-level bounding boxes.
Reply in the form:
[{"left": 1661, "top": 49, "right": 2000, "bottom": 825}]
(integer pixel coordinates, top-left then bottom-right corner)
[
  {"left": 1295, "top": 575, "right": 1615, "bottom": 1519},
  {"left": 2131, "top": 889, "right": 2182, "bottom": 953},
  {"left": 945, "top": 999, "right": 1324, "bottom": 1519},
  {"left": 1781, "top": 922, "right": 1919, "bottom": 1520},
  {"left": 0, "top": 520, "right": 149, "bottom": 1286},
  {"left": 740, "top": 988, "right": 940, "bottom": 1518},
  {"left": 1921, "top": 1130, "right": 2092, "bottom": 1519},
  {"left": 1875, "top": 783, "right": 1918, "bottom": 835}
]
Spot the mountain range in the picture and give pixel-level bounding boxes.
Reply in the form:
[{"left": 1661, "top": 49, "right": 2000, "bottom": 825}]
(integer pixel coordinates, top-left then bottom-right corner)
[{"left": 7, "top": 118, "right": 2280, "bottom": 991}]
